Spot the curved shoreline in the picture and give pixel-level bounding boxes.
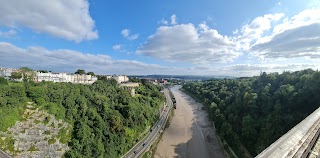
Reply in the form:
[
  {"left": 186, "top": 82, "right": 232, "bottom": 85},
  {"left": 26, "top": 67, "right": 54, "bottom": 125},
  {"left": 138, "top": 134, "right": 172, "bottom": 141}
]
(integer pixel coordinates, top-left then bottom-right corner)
[{"left": 154, "top": 86, "right": 225, "bottom": 158}]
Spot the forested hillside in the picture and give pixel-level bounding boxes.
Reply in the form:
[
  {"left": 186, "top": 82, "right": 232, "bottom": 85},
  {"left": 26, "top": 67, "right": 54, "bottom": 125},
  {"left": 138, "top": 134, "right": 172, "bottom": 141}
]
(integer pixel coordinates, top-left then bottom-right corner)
[
  {"left": 0, "top": 78, "right": 164, "bottom": 157},
  {"left": 183, "top": 69, "right": 320, "bottom": 157}
]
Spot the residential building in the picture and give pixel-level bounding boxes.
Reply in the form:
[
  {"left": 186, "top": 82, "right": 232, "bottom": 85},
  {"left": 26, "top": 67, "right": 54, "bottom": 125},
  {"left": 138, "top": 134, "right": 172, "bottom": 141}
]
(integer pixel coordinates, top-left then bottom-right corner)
[
  {"left": 0, "top": 68, "right": 19, "bottom": 78},
  {"left": 36, "top": 72, "right": 97, "bottom": 84},
  {"left": 113, "top": 75, "right": 129, "bottom": 83}
]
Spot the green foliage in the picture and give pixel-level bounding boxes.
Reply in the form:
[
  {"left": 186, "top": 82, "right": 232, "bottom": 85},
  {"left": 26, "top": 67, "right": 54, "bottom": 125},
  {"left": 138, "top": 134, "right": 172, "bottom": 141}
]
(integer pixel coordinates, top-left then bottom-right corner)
[
  {"left": 0, "top": 83, "right": 26, "bottom": 131},
  {"left": 0, "top": 77, "right": 164, "bottom": 157},
  {"left": 41, "top": 102, "right": 66, "bottom": 120},
  {"left": 86, "top": 71, "right": 95, "bottom": 76},
  {"left": 129, "top": 77, "right": 141, "bottom": 83},
  {"left": 10, "top": 72, "right": 22, "bottom": 79},
  {"left": 58, "top": 128, "right": 71, "bottom": 144},
  {"left": 183, "top": 69, "right": 320, "bottom": 157},
  {"left": 75, "top": 69, "right": 85, "bottom": 75},
  {"left": 0, "top": 105, "right": 23, "bottom": 131},
  {"left": 0, "top": 77, "right": 8, "bottom": 85},
  {"left": 20, "top": 67, "right": 33, "bottom": 72},
  {"left": 38, "top": 70, "right": 48, "bottom": 73},
  {"left": 19, "top": 67, "right": 35, "bottom": 82},
  {"left": 48, "top": 138, "right": 56, "bottom": 145},
  {"left": 28, "top": 145, "right": 37, "bottom": 151}
]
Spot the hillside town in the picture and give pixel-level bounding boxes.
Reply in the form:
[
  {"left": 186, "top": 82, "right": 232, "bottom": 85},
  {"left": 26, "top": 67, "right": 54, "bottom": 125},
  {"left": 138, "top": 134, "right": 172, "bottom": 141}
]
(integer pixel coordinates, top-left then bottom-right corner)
[{"left": 0, "top": 67, "right": 132, "bottom": 85}]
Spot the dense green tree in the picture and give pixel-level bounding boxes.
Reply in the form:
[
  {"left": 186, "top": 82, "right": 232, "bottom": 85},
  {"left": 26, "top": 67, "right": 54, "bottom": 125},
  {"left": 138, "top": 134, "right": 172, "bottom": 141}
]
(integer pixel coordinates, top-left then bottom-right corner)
[
  {"left": 0, "top": 76, "right": 164, "bottom": 157},
  {"left": 19, "top": 67, "right": 35, "bottom": 81},
  {"left": 75, "top": 69, "right": 85, "bottom": 75},
  {"left": 129, "top": 77, "right": 141, "bottom": 83},
  {"left": 38, "top": 70, "right": 48, "bottom": 73},
  {"left": 0, "top": 77, "right": 8, "bottom": 85},
  {"left": 86, "top": 71, "right": 95, "bottom": 76},
  {"left": 10, "top": 72, "right": 22, "bottom": 79},
  {"left": 183, "top": 69, "right": 320, "bottom": 157}
]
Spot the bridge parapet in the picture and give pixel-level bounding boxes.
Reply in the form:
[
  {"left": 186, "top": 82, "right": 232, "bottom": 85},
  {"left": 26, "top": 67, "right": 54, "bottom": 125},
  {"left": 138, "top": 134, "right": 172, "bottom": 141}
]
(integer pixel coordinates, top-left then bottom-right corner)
[{"left": 257, "top": 107, "right": 320, "bottom": 158}]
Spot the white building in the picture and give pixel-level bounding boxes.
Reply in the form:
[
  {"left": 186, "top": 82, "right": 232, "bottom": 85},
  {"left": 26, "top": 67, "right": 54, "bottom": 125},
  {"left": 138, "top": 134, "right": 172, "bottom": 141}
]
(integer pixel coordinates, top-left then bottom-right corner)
[
  {"left": 113, "top": 75, "right": 129, "bottom": 83},
  {"left": 0, "top": 69, "right": 12, "bottom": 78},
  {"left": 36, "top": 72, "right": 52, "bottom": 82},
  {"left": 36, "top": 72, "right": 97, "bottom": 84}
]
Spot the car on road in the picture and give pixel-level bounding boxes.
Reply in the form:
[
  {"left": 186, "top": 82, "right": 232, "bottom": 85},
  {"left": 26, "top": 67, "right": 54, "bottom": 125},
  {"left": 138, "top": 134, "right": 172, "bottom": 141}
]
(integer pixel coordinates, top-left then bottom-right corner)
[
  {"left": 133, "top": 151, "right": 137, "bottom": 154},
  {"left": 142, "top": 142, "right": 147, "bottom": 147}
]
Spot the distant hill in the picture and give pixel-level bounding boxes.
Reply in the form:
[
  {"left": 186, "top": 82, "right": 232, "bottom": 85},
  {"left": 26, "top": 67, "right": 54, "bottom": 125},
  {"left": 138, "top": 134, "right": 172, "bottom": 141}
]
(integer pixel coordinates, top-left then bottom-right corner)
[{"left": 130, "top": 75, "right": 237, "bottom": 81}]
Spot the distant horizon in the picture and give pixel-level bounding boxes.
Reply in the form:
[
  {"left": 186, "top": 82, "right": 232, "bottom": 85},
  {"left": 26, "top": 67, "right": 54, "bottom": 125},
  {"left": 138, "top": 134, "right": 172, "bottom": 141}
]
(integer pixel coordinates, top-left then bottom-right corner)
[{"left": 2, "top": 66, "right": 318, "bottom": 78}]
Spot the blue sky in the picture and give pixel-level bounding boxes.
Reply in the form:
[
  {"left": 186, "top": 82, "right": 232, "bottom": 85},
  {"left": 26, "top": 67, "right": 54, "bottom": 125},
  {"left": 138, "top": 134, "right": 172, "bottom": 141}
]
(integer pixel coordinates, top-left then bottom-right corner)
[{"left": 0, "top": 0, "right": 319, "bottom": 76}]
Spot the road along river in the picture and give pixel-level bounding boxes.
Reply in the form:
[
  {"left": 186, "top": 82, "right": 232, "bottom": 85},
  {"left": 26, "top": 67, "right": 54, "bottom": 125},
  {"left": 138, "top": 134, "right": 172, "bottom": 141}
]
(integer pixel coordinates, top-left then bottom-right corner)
[{"left": 154, "top": 85, "right": 225, "bottom": 158}]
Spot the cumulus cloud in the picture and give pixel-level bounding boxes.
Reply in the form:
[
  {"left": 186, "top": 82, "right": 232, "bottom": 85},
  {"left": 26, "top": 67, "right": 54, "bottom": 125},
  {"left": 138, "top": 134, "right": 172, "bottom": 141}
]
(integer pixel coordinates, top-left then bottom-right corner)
[
  {"left": 121, "top": 29, "right": 139, "bottom": 40},
  {"left": 0, "top": 29, "right": 16, "bottom": 38},
  {"left": 234, "top": 13, "right": 284, "bottom": 50},
  {"left": 171, "top": 14, "right": 177, "bottom": 25},
  {"left": 0, "top": 42, "right": 168, "bottom": 75},
  {"left": 250, "top": 9, "right": 320, "bottom": 59},
  {"left": 251, "top": 23, "right": 320, "bottom": 59},
  {"left": 1, "top": 42, "right": 319, "bottom": 76},
  {"left": 137, "top": 23, "right": 239, "bottom": 64},
  {"left": 0, "top": 0, "right": 98, "bottom": 42}
]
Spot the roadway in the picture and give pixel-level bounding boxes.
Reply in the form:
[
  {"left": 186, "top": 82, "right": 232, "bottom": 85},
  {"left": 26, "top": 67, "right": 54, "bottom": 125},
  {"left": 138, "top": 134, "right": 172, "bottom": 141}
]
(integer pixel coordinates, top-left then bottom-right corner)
[{"left": 122, "top": 88, "right": 173, "bottom": 158}]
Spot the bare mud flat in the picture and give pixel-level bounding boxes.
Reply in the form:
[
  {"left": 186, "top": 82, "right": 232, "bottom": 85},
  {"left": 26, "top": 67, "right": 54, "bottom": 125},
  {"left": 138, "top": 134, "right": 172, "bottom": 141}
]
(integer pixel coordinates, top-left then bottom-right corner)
[{"left": 155, "top": 86, "right": 225, "bottom": 158}]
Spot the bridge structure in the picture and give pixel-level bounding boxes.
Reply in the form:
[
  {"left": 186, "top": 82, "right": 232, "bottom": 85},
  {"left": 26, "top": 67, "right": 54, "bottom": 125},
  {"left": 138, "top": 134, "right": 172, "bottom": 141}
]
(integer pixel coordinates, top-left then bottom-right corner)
[{"left": 257, "top": 107, "right": 320, "bottom": 158}]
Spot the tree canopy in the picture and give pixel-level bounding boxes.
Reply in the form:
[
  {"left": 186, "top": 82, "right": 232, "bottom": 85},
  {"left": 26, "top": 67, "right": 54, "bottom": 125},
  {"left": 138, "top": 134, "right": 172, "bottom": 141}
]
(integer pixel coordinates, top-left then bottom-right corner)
[
  {"left": 183, "top": 69, "right": 320, "bottom": 157},
  {"left": 0, "top": 77, "right": 164, "bottom": 157},
  {"left": 0, "top": 77, "right": 8, "bottom": 85},
  {"left": 86, "top": 71, "right": 95, "bottom": 76},
  {"left": 10, "top": 72, "right": 22, "bottom": 79},
  {"left": 75, "top": 69, "right": 85, "bottom": 75}
]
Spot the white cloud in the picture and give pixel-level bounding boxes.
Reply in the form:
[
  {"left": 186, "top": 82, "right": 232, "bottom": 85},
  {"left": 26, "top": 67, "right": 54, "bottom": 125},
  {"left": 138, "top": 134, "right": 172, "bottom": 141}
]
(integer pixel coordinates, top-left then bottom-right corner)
[
  {"left": 112, "top": 44, "right": 121, "bottom": 51},
  {"left": 0, "top": 42, "right": 169, "bottom": 75},
  {"left": 121, "top": 29, "right": 139, "bottom": 40},
  {"left": 0, "top": 29, "right": 16, "bottom": 38},
  {"left": 160, "top": 19, "right": 169, "bottom": 25},
  {"left": 234, "top": 13, "right": 284, "bottom": 50},
  {"left": 171, "top": 14, "right": 177, "bottom": 25},
  {"left": 127, "top": 34, "right": 139, "bottom": 40},
  {"left": 308, "top": 0, "right": 320, "bottom": 9},
  {"left": 0, "top": 0, "right": 98, "bottom": 42},
  {"left": 121, "top": 29, "right": 130, "bottom": 38},
  {"left": 1, "top": 42, "right": 319, "bottom": 76},
  {"left": 250, "top": 9, "right": 320, "bottom": 59},
  {"left": 137, "top": 23, "right": 239, "bottom": 64},
  {"left": 272, "top": 9, "right": 320, "bottom": 36}
]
